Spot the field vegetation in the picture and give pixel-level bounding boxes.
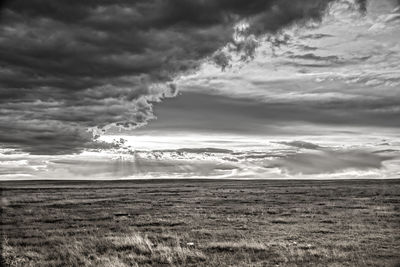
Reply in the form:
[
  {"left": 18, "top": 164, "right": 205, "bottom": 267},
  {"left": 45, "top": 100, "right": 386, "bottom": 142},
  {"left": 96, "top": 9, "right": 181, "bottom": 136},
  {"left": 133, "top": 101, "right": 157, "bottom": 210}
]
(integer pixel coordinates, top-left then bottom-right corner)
[{"left": 1, "top": 179, "right": 399, "bottom": 266}]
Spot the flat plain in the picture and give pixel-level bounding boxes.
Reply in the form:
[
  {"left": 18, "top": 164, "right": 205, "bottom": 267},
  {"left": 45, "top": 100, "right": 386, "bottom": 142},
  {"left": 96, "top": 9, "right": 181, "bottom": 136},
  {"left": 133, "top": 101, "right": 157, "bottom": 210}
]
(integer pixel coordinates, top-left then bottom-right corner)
[{"left": 1, "top": 179, "right": 399, "bottom": 266}]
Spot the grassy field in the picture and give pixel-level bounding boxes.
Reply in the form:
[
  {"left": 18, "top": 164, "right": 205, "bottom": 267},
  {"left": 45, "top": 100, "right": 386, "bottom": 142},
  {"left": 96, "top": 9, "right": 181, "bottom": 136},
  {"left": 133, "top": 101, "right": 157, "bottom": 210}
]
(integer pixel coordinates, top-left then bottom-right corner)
[{"left": 1, "top": 179, "right": 399, "bottom": 266}]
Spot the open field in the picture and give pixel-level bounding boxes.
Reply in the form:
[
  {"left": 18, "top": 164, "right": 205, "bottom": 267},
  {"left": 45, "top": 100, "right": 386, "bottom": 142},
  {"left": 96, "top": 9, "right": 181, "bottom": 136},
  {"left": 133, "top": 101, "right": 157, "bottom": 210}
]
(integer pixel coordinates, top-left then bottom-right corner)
[{"left": 1, "top": 179, "right": 400, "bottom": 266}]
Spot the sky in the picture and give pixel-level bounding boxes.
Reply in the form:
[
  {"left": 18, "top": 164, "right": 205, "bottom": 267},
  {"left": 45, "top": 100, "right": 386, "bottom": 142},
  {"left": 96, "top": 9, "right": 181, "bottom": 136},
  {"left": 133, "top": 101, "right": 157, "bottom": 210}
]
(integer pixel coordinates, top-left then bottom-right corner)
[{"left": 0, "top": 0, "right": 399, "bottom": 180}]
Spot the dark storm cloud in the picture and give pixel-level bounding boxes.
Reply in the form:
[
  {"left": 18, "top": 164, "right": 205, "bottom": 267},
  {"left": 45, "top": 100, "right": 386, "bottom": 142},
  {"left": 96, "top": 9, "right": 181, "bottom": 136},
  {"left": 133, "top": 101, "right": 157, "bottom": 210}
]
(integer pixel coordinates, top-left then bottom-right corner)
[
  {"left": 0, "top": 120, "right": 120, "bottom": 155},
  {"left": 0, "top": 0, "right": 354, "bottom": 154}
]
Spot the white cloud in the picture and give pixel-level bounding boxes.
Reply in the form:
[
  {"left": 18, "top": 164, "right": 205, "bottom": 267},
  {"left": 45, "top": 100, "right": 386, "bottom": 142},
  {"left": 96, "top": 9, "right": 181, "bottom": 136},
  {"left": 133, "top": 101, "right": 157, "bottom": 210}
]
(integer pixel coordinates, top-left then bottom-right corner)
[
  {"left": 1, "top": 132, "right": 399, "bottom": 180},
  {"left": 176, "top": 0, "right": 400, "bottom": 102}
]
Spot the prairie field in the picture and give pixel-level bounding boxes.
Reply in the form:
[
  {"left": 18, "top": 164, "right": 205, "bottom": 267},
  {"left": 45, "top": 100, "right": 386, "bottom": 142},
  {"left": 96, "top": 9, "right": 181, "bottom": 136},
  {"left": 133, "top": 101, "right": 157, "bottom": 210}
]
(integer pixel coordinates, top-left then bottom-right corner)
[{"left": 1, "top": 179, "right": 399, "bottom": 266}]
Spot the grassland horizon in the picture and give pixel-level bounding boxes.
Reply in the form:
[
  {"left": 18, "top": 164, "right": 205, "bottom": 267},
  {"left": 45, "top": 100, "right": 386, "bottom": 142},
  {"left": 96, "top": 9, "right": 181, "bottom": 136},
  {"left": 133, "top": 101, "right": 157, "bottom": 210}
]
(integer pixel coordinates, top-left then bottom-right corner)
[{"left": 1, "top": 179, "right": 399, "bottom": 266}]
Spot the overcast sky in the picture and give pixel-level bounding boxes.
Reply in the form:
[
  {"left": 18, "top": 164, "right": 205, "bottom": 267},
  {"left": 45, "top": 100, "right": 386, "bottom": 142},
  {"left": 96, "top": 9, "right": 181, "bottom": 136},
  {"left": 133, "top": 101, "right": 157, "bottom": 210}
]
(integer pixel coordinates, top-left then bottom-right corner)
[{"left": 1, "top": 0, "right": 399, "bottom": 179}]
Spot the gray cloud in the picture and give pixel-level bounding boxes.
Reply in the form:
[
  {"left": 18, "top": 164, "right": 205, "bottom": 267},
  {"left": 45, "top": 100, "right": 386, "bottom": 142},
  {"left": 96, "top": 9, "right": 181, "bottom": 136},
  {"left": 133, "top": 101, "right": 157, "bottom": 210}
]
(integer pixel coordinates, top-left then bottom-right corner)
[
  {"left": 270, "top": 149, "right": 392, "bottom": 175},
  {"left": 276, "top": 141, "right": 322, "bottom": 150},
  {"left": 0, "top": 120, "right": 121, "bottom": 154},
  {"left": 288, "top": 53, "right": 340, "bottom": 62},
  {"left": 0, "top": 0, "right": 369, "bottom": 155},
  {"left": 133, "top": 91, "right": 400, "bottom": 136},
  {"left": 299, "top": 33, "right": 334, "bottom": 39}
]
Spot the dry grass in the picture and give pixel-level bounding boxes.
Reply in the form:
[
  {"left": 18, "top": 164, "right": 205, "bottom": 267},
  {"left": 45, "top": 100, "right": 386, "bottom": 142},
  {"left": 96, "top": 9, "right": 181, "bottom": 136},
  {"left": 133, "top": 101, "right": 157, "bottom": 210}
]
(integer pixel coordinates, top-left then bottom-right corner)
[
  {"left": 1, "top": 231, "right": 205, "bottom": 267},
  {"left": 110, "top": 234, "right": 153, "bottom": 254},
  {"left": 206, "top": 240, "right": 267, "bottom": 251},
  {"left": 1, "top": 179, "right": 400, "bottom": 266}
]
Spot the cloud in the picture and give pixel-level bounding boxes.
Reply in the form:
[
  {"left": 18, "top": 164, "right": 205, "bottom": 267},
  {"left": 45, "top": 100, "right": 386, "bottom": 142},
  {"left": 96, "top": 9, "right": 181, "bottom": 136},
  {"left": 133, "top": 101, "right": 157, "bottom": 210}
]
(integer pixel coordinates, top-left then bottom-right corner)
[
  {"left": 2, "top": 133, "right": 400, "bottom": 180},
  {"left": 288, "top": 53, "right": 340, "bottom": 63},
  {"left": 270, "top": 149, "right": 393, "bottom": 175},
  {"left": 0, "top": 0, "right": 355, "bottom": 155},
  {"left": 0, "top": 151, "right": 238, "bottom": 179},
  {"left": 0, "top": 119, "right": 121, "bottom": 154},
  {"left": 277, "top": 141, "right": 322, "bottom": 150},
  {"left": 174, "top": 0, "right": 400, "bottom": 137},
  {"left": 155, "top": 148, "right": 233, "bottom": 154},
  {"left": 135, "top": 91, "right": 400, "bottom": 137}
]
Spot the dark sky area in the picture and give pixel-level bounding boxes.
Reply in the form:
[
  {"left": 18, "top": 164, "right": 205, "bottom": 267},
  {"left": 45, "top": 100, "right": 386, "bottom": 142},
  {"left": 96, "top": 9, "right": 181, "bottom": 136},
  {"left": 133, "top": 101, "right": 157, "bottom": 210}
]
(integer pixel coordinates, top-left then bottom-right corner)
[
  {"left": 0, "top": 0, "right": 399, "bottom": 180},
  {"left": 0, "top": 0, "right": 373, "bottom": 155}
]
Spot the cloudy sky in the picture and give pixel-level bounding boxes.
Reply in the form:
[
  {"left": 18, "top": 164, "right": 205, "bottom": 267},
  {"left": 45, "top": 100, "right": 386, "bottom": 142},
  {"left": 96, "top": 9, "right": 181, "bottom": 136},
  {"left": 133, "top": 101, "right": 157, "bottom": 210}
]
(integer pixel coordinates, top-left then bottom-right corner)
[{"left": 1, "top": 0, "right": 399, "bottom": 180}]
